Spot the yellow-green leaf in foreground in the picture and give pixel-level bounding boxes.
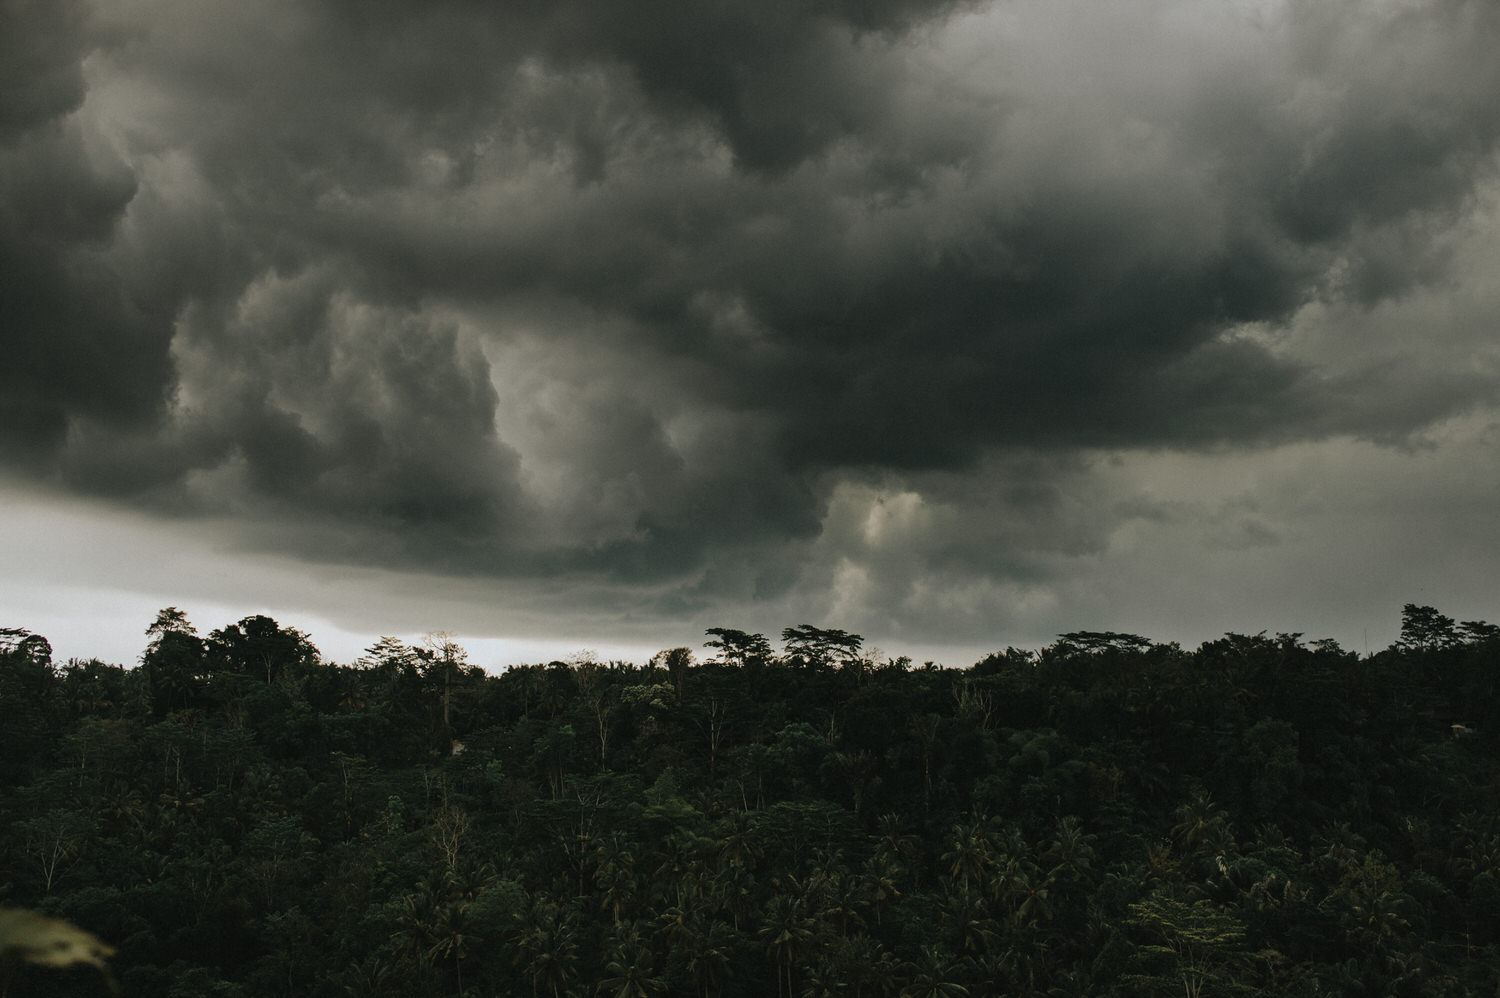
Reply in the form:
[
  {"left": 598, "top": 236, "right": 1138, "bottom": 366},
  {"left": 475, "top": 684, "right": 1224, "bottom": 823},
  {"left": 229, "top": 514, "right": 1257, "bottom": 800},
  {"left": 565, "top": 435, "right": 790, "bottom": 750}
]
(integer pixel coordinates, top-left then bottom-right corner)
[{"left": 0, "top": 906, "right": 114, "bottom": 970}]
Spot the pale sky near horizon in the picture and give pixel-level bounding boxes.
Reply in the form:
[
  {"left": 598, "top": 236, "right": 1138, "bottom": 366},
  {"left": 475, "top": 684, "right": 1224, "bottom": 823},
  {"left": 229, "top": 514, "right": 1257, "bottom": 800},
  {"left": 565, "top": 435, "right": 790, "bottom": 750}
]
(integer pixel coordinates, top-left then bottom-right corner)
[{"left": 4, "top": 0, "right": 1498, "bottom": 669}]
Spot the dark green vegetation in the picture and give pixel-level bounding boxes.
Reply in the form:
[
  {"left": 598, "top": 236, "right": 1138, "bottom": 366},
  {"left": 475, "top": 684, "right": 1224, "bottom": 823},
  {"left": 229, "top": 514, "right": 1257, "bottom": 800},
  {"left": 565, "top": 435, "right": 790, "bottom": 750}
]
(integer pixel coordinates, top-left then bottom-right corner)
[{"left": 3, "top": 606, "right": 1498, "bottom": 996}]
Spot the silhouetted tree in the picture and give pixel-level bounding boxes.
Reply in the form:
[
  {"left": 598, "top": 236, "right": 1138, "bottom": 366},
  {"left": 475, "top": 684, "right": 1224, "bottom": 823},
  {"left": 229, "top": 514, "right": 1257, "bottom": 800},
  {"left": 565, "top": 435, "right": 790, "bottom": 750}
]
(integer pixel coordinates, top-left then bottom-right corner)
[
  {"left": 703, "top": 628, "right": 773, "bottom": 668},
  {"left": 780, "top": 625, "right": 863, "bottom": 669},
  {"left": 1397, "top": 604, "right": 1460, "bottom": 652},
  {"left": 142, "top": 607, "right": 204, "bottom": 715},
  {"left": 207, "top": 614, "right": 318, "bottom": 684}
]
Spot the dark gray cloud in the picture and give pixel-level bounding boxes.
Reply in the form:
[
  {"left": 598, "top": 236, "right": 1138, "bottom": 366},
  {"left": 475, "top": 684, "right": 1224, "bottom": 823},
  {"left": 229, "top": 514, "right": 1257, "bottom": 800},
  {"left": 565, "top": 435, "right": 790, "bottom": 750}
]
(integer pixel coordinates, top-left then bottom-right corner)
[
  {"left": 0, "top": 0, "right": 91, "bottom": 137},
  {"left": 0, "top": 0, "right": 168, "bottom": 462},
  {"left": 4, "top": 0, "right": 1500, "bottom": 647}
]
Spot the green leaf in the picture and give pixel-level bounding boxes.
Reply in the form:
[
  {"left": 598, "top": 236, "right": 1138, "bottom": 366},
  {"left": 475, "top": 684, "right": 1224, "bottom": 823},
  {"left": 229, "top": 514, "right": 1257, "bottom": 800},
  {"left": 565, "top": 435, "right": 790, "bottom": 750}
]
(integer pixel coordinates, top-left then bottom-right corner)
[{"left": 0, "top": 905, "right": 114, "bottom": 971}]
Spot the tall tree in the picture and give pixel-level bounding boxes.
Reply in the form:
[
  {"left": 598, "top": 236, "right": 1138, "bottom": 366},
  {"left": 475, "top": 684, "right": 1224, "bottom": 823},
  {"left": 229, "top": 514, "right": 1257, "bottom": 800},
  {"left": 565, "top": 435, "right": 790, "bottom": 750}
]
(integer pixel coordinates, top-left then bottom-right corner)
[
  {"left": 207, "top": 614, "right": 318, "bottom": 684},
  {"left": 142, "top": 607, "right": 205, "bottom": 716},
  {"left": 781, "top": 625, "right": 863, "bottom": 669},
  {"left": 1124, "top": 893, "right": 1254, "bottom": 998},
  {"left": 703, "top": 628, "right": 773, "bottom": 668},
  {"left": 1397, "top": 604, "right": 1460, "bottom": 653},
  {"left": 0, "top": 628, "right": 55, "bottom": 784},
  {"left": 422, "top": 632, "right": 469, "bottom": 732}
]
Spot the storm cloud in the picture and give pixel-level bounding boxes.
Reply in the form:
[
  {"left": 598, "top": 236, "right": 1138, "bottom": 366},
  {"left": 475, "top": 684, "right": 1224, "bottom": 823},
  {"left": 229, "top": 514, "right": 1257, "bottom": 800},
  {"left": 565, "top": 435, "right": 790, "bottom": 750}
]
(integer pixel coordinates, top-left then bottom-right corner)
[{"left": 4, "top": 0, "right": 1500, "bottom": 652}]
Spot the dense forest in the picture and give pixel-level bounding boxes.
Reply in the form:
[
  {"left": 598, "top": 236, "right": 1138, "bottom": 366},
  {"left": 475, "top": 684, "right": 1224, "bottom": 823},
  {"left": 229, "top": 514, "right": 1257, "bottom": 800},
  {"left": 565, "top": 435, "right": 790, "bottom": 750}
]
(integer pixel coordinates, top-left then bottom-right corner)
[{"left": 2, "top": 605, "right": 1498, "bottom": 997}]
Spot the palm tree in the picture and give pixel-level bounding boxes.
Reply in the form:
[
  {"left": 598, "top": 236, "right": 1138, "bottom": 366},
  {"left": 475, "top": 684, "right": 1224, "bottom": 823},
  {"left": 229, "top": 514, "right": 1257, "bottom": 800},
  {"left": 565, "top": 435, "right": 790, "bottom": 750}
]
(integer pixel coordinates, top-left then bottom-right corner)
[
  {"left": 716, "top": 810, "right": 763, "bottom": 872},
  {"left": 594, "top": 834, "right": 638, "bottom": 924},
  {"left": 392, "top": 879, "right": 442, "bottom": 990},
  {"left": 900, "top": 946, "right": 970, "bottom": 998},
  {"left": 1042, "top": 816, "right": 1097, "bottom": 888},
  {"left": 335, "top": 954, "right": 391, "bottom": 998},
  {"left": 683, "top": 919, "right": 735, "bottom": 998},
  {"left": 939, "top": 884, "right": 999, "bottom": 959},
  {"left": 97, "top": 782, "right": 146, "bottom": 836},
  {"left": 1171, "top": 791, "right": 1235, "bottom": 858},
  {"left": 1007, "top": 867, "right": 1053, "bottom": 931},
  {"left": 942, "top": 820, "right": 997, "bottom": 891},
  {"left": 424, "top": 893, "right": 472, "bottom": 997},
  {"left": 993, "top": 849, "right": 1044, "bottom": 915},
  {"left": 822, "top": 934, "right": 900, "bottom": 998},
  {"left": 858, "top": 856, "right": 901, "bottom": 927},
  {"left": 759, "top": 893, "right": 815, "bottom": 998},
  {"left": 597, "top": 922, "right": 664, "bottom": 998},
  {"left": 873, "top": 814, "right": 922, "bottom": 888},
  {"left": 710, "top": 864, "right": 756, "bottom": 932},
  {"left": 517, "top": 899, "right": 580, "bottom": 998},
  {"left": 817, "top": 867, "right": 865, "bottom": 936},
  {"left": 660, "top": 902, "right": 734, "bottom": 998}
]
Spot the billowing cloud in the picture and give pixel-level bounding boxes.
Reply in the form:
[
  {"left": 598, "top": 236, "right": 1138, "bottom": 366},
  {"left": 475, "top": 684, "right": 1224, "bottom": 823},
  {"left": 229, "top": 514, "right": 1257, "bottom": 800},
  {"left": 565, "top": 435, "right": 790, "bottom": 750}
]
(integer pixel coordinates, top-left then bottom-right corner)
[{"left": 3, "top": 0, "right": 1499, "bottom": 654}]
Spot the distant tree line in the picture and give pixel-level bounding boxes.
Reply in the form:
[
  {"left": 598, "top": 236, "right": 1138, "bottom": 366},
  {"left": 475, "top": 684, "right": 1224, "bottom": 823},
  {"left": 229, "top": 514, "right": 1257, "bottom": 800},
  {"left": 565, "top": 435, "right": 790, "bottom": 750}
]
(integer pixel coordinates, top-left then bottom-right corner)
[{"left": 1, "top": 604, "right": 1498, "bottom": 996}]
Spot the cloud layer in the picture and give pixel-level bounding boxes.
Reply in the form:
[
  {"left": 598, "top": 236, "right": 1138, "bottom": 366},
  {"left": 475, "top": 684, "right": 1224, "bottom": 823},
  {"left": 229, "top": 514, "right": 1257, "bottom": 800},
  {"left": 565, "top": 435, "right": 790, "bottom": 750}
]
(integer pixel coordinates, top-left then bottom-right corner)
[{"left": 4, "top": 0, "right": 1499, "bottom": 649}]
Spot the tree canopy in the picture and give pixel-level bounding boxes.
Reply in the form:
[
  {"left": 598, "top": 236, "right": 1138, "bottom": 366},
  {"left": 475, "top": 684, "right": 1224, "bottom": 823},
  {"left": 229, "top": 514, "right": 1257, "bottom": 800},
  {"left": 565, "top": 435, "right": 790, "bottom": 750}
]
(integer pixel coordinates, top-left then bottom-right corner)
[{"left": 2, "top": 604, "right": 1499, "bottom": 996}]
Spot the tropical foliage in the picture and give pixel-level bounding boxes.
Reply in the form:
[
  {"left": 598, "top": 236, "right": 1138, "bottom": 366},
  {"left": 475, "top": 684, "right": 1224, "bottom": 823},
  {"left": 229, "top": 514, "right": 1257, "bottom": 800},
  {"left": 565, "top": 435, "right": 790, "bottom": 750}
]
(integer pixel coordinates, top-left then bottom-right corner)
[{"left": 1, "top": 606, "right": 1497, "bottom": 996}]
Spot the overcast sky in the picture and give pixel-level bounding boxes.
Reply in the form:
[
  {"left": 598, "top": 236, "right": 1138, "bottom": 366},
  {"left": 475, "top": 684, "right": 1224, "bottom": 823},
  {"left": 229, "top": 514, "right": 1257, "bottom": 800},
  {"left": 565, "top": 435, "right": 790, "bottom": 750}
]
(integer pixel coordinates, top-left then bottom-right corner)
[{"left": 4, "top": 0, "right": 1499, "bottom": 670}]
